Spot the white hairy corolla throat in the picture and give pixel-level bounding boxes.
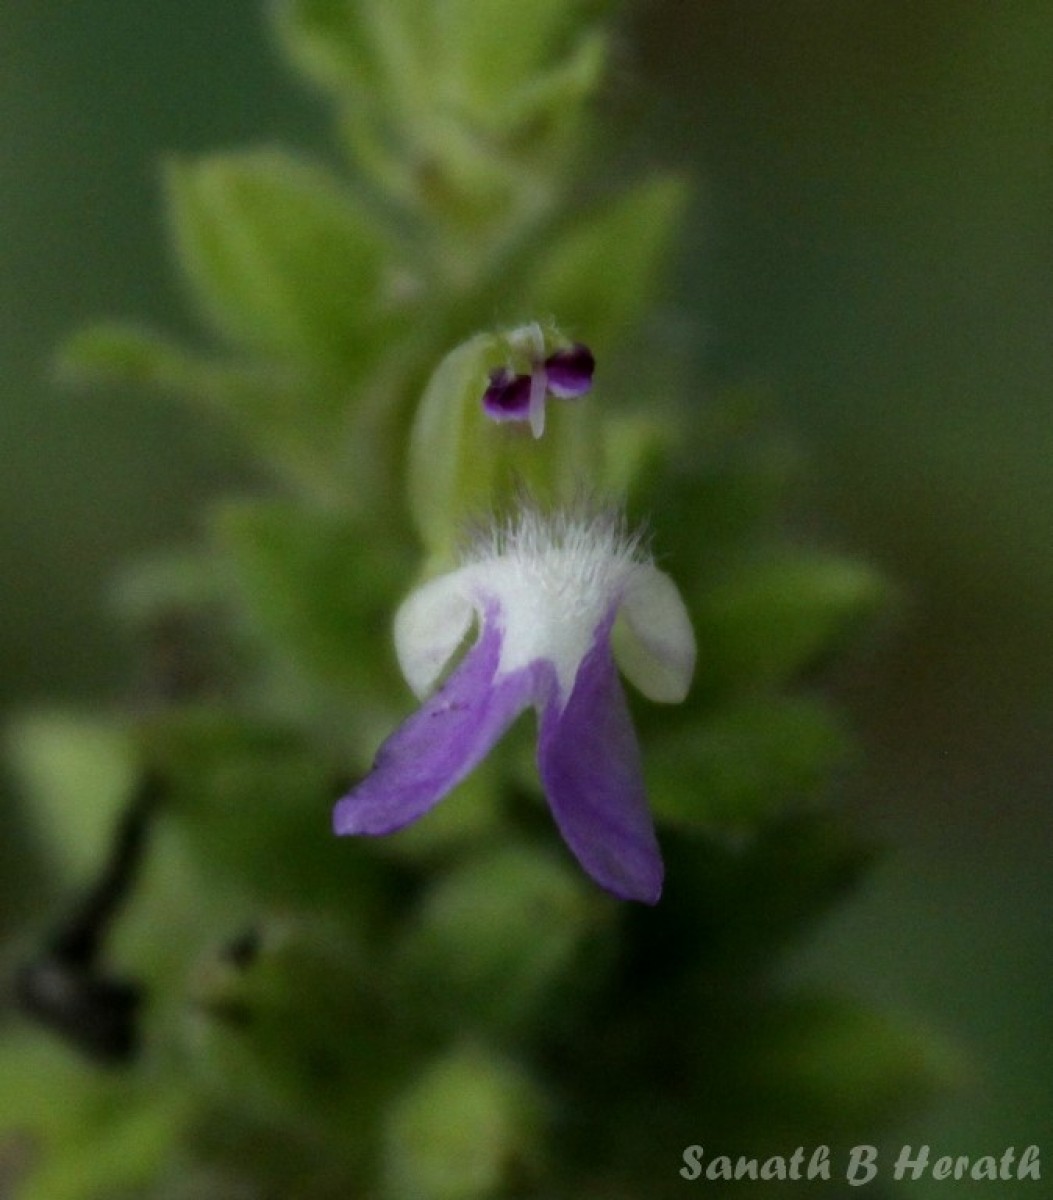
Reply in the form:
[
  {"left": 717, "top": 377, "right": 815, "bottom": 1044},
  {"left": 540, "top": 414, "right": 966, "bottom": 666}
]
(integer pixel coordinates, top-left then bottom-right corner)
[
  {"left": 463, "top": 506, "right": 648, "bottom": 699},
  {"left": 395, "top": 504, "right": 694, "bottom": 710}
]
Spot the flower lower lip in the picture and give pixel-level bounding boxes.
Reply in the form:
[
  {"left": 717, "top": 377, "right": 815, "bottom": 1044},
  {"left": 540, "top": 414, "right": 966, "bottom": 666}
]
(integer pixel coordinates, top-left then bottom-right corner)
[{"left": 333, "top": 502, "right": 695, "bottom": 904}]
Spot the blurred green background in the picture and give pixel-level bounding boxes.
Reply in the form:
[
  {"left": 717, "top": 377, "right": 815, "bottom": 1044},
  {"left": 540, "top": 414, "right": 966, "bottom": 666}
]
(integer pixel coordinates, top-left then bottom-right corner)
[{"left": 2, "top": 1, "right": 1050, "bottom": 1193}]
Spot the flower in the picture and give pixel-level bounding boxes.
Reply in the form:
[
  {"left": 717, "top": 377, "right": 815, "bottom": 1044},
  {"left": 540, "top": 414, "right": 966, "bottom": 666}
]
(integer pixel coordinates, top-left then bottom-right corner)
[
  {"left": 333, "top": 504, "right": 695, "bottom": 903},
  {"left": 482, "top": 323, "right": 595, "bottom": 439}
]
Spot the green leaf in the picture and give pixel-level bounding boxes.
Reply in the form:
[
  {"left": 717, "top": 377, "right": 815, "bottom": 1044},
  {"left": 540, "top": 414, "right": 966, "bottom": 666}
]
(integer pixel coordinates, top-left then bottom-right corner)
[
  {"left": 57, "top": 322, "right": 190, "bottom": 388},
  {"left": 276, "top": 3, "right": 444, "bottom": 218},
  {"left": 600, "top": 411, "right": 674, "bottom": 496},
  {"left": 435, "top": 0, "right": 608, "bottom": 134},
  {"left": 0, "top": 1033, "right": 103, "bottom": 1140},
  {"left": 110, "top": 548, "right": 226, "bottom": 627},
  {"left": 277, "top": 0, "right": 607, "bottom": 132},
  {"left": 187, "top": 916, "right": 390, "bottom": 1139},
  {"left": 165, "top": 149, "right": 412, "bottom": 368},
  {"left": 438, "top": 0, "right": 596, "bottom": 97},
  {"left": 524, "top": 176, "right": 688, "bottom": 353},
  {"left": 383, "top": 1044, "right": 547, "bottom": 1200},
  {"left": 215, "top": 498, "right": 410, "bottom": 697},
  {"left": 138, "top": 709, "right": 381, "bottom": 913},
  {"left": 395, "top": 844, "right": 611, "bottom": 1042},
  {"left": 647, "top": 697, "right": 852, "bottom": 832},
  {"left": 273, "top": 0, "right": 387, "bottom": 100},
  {"left": 659, "top": 813, "right": 877, "bottom": 977},
  {"left": 694, "top": 554, "right": 891, "bottom": 696},
  {"left": 18, "top": 1089, "right": 189, "bottom": 1200},
  {"left": 5, "top": 713, "right": 137, "bottom": 881},
  {"left": 485, "top": 29, "right": 607, "bottom": 140},
  {"left": 56, "top": 323, "right": 296, "bottom": 416},
  {"left": 0, "top": 1034, "right": 190, "bottom": 1200},
  {"left": 645, "top": 397, "right": 803, "bottom": 583},
  {"left": 275, "top": 2, "right": 612, "bottom": 241},
  {"left": 731, "top": 993, "right": 961, "bottom": 1139},
  {"left": 57, "top": 323, "right": 381, "bottom": 498}
]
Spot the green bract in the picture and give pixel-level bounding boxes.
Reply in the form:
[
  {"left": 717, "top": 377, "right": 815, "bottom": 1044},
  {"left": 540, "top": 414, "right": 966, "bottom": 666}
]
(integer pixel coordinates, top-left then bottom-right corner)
[{"left": 406, "top": 327, "right": 603, "bottom": 563}]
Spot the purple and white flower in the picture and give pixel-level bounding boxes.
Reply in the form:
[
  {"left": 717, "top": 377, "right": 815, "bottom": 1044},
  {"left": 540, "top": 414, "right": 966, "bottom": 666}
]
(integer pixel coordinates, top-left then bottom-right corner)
[
  {"left": 333, "top": 504, "right": 695, "bottom": 904},
  {"left": 482, "top": 323, "right": 595, "bottom": 439}
]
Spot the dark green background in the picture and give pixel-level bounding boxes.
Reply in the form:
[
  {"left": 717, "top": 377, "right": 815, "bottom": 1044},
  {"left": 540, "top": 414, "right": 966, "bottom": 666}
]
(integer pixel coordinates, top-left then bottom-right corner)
[{"left": 3, "top": 3, "right": 1050, "bottom": 1193}]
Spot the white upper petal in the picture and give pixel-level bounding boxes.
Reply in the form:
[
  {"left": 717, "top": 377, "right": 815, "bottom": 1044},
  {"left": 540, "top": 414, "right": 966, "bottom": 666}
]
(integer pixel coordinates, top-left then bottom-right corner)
[
  {"left": 394, "top": 569, "right": 475, "bottom": 698},
  {"left": 613, "top": 564, "right": 696, "bottom": 703}
]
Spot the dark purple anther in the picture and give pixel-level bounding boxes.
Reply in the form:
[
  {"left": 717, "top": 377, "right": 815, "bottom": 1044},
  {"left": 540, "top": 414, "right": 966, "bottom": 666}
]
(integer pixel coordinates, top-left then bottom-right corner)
[
  {"left": 482, "top": 368, "right": 533, "bottom": 421},
  {"left": 480, "top": 334, "right": 596, "bottom": 437},
  {"left": 544, "top": 343, "right": 595, "bottom": 399}
]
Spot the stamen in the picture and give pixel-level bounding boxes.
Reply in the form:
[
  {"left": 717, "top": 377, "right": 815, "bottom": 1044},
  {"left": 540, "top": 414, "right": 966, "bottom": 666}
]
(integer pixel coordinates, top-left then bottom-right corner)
[
  {"left": 482, "top": 368, "right": 532, "bottom": 420},
  {"left": 545, "top": 344, "right": 595, "bottom": 398},
  {"left": 480, "top": 327, "right": 595, "bottom": 433}
]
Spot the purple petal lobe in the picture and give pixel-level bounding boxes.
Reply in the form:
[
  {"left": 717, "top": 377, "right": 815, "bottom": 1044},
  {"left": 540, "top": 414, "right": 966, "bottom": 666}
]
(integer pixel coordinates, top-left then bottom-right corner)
[
  {"left": 333, "top": 613, "right": 534, "bottom": 836},
  {"left": 482, "top": 369, "right": 533, "bottom": 421},
  {"left": 544, "top": 343, "right": 595, "bottom": 399},
  {"left": 537, "top": 620, "right": 663, "bottom": 904}
]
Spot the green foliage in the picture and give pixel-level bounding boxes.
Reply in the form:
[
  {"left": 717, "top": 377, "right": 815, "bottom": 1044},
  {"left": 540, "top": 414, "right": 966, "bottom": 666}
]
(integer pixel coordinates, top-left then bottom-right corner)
[
  {"left": 165, "top": 149, "right": 411, "bottom": 369},
  {"left": 4, "top": 2, "right": 943, "bottom": 1198},
  {"left": 394, "top": 844, "right": 611, "bottom": 1043},
  {"left": 138, "top": 710, "right": 357, "bottom": 909},
  {"left": 646, "top": 696, "right": 852, "bottom": 831},
  {"left": 6, "top": 714, "right": 137, "bottom": 880},
  {"left": 693, "top": 554, "right": 892, "bottom": 697},
  {"left": 17, "top": 1090, "right": 189, "bottom": 1200},
  {"left": 523, "top": 177, "right": 689, "bottom": 353},
  {"left": 274, "top": 0, "right": 609, "bottom": 239},
  {"left": 383, "top": 1045, "right": 547, "bottom": 1200},
  {"left": 215, "top": 498, "right": 410, "bottom": 698},
  {"left": 732, "top": 993, "right": 959, "bottom": 1135}
]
